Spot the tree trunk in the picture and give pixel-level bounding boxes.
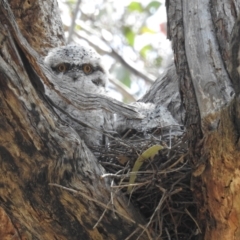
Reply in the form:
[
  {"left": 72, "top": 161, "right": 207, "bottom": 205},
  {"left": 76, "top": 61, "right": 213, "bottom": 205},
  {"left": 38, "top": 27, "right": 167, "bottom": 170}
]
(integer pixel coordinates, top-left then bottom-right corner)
[
  {"left": 1, "top": 0, "right": 240, "bottom": 239},
  {"left": 0, "top": 1, "right": 149, "bottom": 239},
  {"left": 167, "top": 0, "right": 240, "bottom": 239}
]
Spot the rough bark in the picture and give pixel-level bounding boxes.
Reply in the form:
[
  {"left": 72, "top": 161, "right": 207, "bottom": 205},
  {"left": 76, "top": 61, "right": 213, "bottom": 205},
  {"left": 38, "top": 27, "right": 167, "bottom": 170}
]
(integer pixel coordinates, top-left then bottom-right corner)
[
  {"left": 0, "top": 1, "right": 149, "bottom": 239},
  {"left": 140, "top": 62, "right": 185, "bottom": 124},
  {"left": 1, "top": 0, "right": 240, "bottom": 239},
  {"left": 166, "top": 0, "right": 240, "bottom": 239}
]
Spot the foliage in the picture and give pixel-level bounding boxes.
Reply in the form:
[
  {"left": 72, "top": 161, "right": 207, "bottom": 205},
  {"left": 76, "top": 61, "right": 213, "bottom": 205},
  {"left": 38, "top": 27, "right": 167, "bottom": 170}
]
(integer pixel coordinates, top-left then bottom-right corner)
[{"left": 58, "top": 0, "right": 171, "bottom": 102}]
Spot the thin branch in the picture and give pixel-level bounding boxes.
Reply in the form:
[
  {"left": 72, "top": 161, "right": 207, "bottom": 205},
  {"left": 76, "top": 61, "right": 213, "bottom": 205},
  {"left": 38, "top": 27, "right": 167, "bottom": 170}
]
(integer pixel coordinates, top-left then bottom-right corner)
[
  {"left": 72, "top": 22, "right": 155, "bottom": 84},
  {"left": 137, "top": 191, "right": 167, "bottom": 240},
  {"left": 125, "top": 227, "right": 141, "bottom": 240},
  {"left": 93, "top": 200, "right": 111, "bottom": 229},
  {"left": 109, "top": 76, "right": 137, "bottom": 102},
  {"left": 185, "top": 208, "right": 202, "bottom": 234},
  {"left": 67, "top": 0, "right": 82, "bottom": 44},
  {"left": 111, "top": 48, "right": 155, "bottom": 83},
  {"left": 101, "top": 173, "right": 124, "bottom": 179},
  {"left": 49, "top": 183, "right": 152, "bottom": 240}
]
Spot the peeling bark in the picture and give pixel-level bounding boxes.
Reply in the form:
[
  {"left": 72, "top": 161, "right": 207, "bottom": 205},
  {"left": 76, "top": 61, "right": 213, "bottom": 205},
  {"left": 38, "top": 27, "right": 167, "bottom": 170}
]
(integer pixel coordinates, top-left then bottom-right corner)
[
  {"left": 1, "top": 0, "right": 240, "bottom": 239},
  {"left": 0, "top": 1, "right": 149, "bottom": 239},
  {"left": 166, "top": 0, "right": 240, "bottom": 239}
]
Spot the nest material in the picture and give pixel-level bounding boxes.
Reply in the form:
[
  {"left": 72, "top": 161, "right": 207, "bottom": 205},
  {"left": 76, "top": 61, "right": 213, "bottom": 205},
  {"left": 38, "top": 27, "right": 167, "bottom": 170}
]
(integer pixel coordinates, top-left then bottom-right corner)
[{"left": 96, "top": 126, "right": 199, "bottom": 240}]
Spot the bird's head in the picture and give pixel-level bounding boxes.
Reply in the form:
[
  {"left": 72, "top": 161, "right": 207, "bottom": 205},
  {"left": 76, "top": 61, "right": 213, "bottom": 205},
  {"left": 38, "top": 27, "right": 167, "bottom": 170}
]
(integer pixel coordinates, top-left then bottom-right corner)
[{"left": 44, "top": 44, "right": 109, "bottom": 91}]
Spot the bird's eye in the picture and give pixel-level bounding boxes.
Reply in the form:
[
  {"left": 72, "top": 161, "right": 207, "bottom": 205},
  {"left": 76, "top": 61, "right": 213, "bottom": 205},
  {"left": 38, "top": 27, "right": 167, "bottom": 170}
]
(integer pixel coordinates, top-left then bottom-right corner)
[
  {"left": 56, "top": 63, "right": 67, "bottom": 73},
  {"left": 82, "top": 64, "right": 93, "bottom": 74}
]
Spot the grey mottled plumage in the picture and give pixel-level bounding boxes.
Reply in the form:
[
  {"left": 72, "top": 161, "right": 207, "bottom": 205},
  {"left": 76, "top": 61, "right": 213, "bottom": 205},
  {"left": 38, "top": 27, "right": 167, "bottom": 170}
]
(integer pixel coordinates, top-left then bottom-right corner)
[
  {"left": 44, "top": 44, "right": 181, "bottom": 149},
  {"left": 44, "top": 44, "right": 113, "bottom": 147},
  {"left": 44, "top": 44, "right": 108, "bottom": 92}
]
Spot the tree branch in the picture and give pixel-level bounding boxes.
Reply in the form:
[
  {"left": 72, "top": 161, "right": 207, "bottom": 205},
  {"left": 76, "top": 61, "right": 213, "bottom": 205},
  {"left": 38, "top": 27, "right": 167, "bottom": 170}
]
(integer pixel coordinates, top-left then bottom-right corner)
[{"left": 73, "top": 22, "right": 155, "bottom": 84}]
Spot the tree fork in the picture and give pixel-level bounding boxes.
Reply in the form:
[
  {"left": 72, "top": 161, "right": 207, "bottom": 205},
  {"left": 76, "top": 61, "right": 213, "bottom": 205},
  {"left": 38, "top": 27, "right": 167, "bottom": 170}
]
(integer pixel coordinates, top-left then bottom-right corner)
[{"left": 0, "top": 0, "right": 150, "bottom": 239}]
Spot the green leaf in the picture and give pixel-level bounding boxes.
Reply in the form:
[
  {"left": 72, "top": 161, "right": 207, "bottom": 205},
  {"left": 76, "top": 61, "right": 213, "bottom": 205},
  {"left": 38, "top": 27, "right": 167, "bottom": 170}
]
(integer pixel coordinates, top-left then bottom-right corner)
[
  {"left": 67, "top": 0, "right": 76, "bottom": 5},
  {"left": 127, "top": 145, "right": 164, "bottom": 194},
  {"left": 115, "top": 66, "right": 131, "bottom": 88},
  {"left": 123, "top": 26, "right": 135, "bottom": 47},
  {"left": 75, "top": 24, "right": 81, "bottom": 31},
  {"left": 140, "top": 26, "right": 156, "bottom": 34},
  {"left": 155, "top": 56, "right": 162, "bottom": 66},
  {"left": 128, "top": 1, "right": 143, "bottom": 12},
  {"left": 146, "top": 1, "right": 161, "bottom": 13},
  {"left": 121, "top": 73, "right": 131, "bottom": 88},
  {"left": 140, "top": 44, "right": 152, "bottom": 58}
]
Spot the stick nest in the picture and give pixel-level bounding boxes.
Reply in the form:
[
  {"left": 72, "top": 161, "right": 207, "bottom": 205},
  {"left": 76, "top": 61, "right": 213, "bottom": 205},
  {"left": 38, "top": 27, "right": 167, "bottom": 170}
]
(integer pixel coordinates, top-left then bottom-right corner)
[{"left": 95, "top": 126, "right": 199, "bottom": 239}]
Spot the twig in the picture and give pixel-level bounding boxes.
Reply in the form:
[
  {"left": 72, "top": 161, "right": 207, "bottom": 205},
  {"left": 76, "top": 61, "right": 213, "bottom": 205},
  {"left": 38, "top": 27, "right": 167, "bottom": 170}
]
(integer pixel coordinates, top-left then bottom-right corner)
[
  {"left": 137, "top": 191, "right": 167, "bottom": 240},
  {"left": 111, "top": 180, "right": 152, "bottom": 189},
  {"left": 185, "top": 208, "right": 202, "bottom": 234},
  {"left": 109, "top": 76, "right": 136, "bottom": 102},
  {"left": 49, "top": 183, "right": 152, "bottom": 240},
  {"left": 101, "top": 173, "right": 124, "bottom": 179},
  {"left": 100, "top": 162, "right": 124, "bottom": 169},
  {"left": 93, "top": 200, "right": 111, "bottom": 229},
  {"left": 110, "top": 169, "right": 123, "bottom": 218},
  {"left": 125, "top": 227, "right": 140, "bottom": 240},
  {"left": 165, "top": 227, "right": 171, "bottom": 240},
  {"left": 169, "top": 125, "right": 172, "bottom": 149},
  {"left": 72, "top": 24, "right": 155, "bottom": 84},
  {"left": 67, "top": 0, "right": 82, "bottom": 44}
]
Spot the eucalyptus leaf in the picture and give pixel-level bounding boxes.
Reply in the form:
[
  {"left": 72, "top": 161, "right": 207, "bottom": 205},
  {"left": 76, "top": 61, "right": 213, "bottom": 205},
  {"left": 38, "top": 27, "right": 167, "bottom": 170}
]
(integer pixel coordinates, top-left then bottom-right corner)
[
  {"left": 128, "top": 1, "right": 144, "bottom": 12},
  {"left": 146, "top": 1, "right": 161, "bottom": 13},
  {"left": 123, "top": 26, "right": 135, "bottom": 47},
  {"left": 127, "top": 145, "right": 164, "bottom": 194}
]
